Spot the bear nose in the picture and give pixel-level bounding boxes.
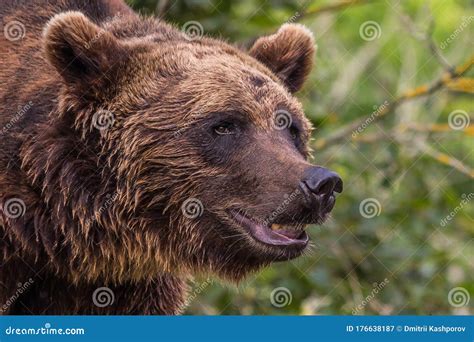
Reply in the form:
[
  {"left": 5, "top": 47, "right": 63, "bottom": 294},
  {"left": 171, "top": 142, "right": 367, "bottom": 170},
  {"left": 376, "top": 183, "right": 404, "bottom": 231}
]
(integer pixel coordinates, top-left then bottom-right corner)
[
  {"left": 303, "top": 167, "right": 343, "bottom": 196},
  {"left": 299, "top": 167, "right": 343, "bottom": 215}
]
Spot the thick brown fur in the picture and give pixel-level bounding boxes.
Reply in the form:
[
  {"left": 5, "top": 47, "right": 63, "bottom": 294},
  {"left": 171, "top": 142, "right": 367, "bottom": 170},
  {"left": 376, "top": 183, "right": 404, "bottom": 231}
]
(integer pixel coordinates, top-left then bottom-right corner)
[{"left": 0, "top": 0, "right": 321, "bottom": 314}]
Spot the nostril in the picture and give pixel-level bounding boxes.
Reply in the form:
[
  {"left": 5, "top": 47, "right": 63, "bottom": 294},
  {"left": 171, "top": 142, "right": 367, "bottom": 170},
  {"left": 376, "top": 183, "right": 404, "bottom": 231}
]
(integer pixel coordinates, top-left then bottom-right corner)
[
  {"left": 303, "top": 167, "right": 343, "bottom": 196},
  {"left": 324, "top": 195, "right": 336, "bottom": 212},
  {"left": 334, "top": 177, "right": 343, "bottom": 194},
  {"left": 316, "top": 178, "right": 336, "bottom": 196}
]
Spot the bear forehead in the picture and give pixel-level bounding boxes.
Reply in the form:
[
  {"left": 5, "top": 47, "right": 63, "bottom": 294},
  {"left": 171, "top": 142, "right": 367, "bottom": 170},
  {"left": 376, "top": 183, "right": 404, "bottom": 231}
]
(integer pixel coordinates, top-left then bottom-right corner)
[{"left": 133, "top": 44, "right": 307, "bottom": 126}]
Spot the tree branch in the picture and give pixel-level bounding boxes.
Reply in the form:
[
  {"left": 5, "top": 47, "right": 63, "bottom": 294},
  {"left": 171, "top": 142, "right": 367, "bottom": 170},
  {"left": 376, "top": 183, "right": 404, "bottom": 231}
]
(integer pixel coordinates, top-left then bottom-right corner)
[
  {"left": 400, "top": 122, "right": 473, "bottom": 135},
  {"left": 416, "top": 142, "right": 474, "bottom": 178},
  {"left": 446, "top": 78, "right": 474, "bottom": 94},
  {"left": 350, "top": 127, "right": 474, "bottom": 178},
  {"left": 298, "top": 0, "right": 376, "bottom": 19},
  {"left": 314, "top": 54, "right": 474, "bottom": 149},
  {"left": 399, "top": 14, "right": 454, "bottom": 72}
]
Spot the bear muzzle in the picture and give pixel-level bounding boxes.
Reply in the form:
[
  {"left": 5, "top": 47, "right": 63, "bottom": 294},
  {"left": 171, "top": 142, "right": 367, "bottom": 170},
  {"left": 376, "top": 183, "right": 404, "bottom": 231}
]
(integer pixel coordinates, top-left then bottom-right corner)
[{"left": 299, "top": 166, "right": 343, "bottom": 217}]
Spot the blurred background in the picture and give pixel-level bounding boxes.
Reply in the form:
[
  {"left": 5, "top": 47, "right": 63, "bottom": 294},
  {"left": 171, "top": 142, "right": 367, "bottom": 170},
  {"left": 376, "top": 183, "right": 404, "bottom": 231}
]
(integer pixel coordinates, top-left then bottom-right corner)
[{"left": 126, "top": 0, "right": 473, "bottom": 315}]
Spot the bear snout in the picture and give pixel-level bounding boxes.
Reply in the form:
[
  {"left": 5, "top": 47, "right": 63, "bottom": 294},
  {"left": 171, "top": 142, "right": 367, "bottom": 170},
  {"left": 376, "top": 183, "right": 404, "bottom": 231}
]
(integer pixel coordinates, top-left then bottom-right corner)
[{"left": 299, "top": 166, "right": 343, "bottom": 217}]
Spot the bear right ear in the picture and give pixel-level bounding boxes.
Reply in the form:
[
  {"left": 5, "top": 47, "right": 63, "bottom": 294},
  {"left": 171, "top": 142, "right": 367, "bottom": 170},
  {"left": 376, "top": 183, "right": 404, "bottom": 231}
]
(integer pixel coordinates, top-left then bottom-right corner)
[{"left": 43, "top": 11, "right": 126, "bottom": 90}]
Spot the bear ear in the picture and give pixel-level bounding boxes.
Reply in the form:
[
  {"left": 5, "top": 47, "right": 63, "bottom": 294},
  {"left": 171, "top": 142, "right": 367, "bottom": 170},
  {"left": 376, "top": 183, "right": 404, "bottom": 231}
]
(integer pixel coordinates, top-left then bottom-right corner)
[
  {"left": 249, "top": 23, "right": 315, "bottom": 93},
  {"left": 43, "top": 11, "right": 125, "bottom": 89}
]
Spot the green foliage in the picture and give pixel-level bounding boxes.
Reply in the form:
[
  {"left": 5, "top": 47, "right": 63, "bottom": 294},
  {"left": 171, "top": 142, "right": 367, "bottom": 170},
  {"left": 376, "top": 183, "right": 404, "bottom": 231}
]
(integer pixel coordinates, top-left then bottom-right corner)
[{"left": 126, "top": 0, "right": 473, "bottom": 315}]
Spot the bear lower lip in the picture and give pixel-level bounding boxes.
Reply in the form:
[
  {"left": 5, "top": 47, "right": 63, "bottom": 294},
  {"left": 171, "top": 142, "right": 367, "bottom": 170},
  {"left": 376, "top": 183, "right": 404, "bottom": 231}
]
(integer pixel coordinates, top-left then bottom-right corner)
[{"left": 229, "top": 211, "right": 309, "bottom": 247}]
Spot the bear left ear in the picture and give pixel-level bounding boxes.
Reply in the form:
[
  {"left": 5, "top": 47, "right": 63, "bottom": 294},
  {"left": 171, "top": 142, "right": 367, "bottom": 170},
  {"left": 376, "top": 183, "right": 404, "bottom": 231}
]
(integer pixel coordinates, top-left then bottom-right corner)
[
  {"left": 249, "top": 24, "right": 315, "bottom": 93},
  {"left": 43, "top": 11, "right": 126, "bottom": 90}
]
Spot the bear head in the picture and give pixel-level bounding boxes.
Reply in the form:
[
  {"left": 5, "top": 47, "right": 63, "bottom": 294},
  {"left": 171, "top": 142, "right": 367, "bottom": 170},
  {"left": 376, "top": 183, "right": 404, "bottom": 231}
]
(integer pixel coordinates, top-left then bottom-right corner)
[{"left": 24, "top": 12, "right": 343, "bottom": 283}]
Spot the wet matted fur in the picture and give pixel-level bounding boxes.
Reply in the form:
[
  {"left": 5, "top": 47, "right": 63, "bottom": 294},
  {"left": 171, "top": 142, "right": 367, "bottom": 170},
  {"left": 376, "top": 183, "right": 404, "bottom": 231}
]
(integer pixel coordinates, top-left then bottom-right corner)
[{"left": 0, "top": 0, "right": 329, "bottom": 314}]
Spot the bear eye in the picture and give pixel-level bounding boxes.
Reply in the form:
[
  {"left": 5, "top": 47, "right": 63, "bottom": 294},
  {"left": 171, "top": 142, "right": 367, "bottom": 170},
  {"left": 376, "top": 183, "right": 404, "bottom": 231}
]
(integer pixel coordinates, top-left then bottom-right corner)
[{"left": 213, "top": 122, "right": 236, "bottom": 135}]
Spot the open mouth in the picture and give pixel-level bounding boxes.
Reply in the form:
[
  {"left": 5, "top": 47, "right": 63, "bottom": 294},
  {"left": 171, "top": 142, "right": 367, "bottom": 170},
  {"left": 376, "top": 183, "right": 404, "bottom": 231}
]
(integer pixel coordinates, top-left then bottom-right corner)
[{"left": 230, "top": 211, "right": 309, "bottom": 248}]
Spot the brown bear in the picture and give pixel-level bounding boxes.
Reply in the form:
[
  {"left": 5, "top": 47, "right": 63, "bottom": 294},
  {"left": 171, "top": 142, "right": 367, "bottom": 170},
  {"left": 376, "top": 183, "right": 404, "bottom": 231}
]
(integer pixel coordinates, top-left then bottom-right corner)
[{"left": 0, "top": 0, "right": 342, "bottom": 314}]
